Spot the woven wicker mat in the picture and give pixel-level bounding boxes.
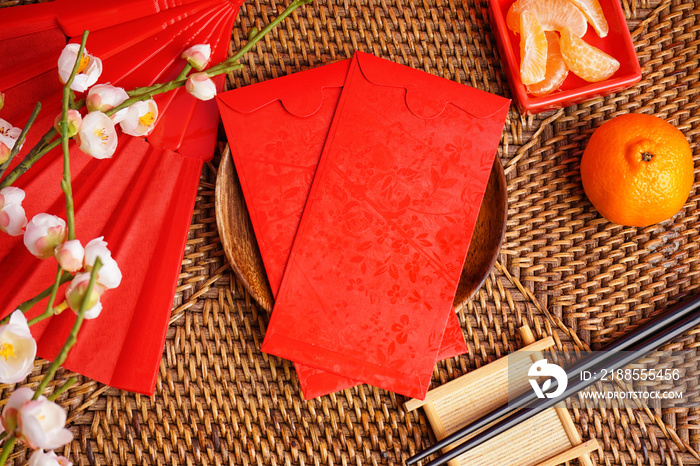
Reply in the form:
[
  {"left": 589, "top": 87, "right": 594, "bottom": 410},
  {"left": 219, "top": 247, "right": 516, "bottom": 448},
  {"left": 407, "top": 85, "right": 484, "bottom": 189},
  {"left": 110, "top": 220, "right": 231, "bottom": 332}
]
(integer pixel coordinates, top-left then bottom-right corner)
[{"left": 2, "top": 0, "right": 700, "bottom": 464}]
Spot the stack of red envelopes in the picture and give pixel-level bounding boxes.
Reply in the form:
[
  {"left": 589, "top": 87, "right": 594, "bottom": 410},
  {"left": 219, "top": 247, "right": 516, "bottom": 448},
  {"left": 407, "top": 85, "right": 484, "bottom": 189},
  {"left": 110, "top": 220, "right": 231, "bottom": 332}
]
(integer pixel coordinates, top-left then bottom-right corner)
[{"left": 217, "top": 52, "right": 510, "bottom": 400}]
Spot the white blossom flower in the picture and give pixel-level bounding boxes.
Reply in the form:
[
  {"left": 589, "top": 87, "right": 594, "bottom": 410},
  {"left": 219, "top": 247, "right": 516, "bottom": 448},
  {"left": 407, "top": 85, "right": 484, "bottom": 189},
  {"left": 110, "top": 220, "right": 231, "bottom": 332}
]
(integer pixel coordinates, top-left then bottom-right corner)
[
  {"left": 0, "top": 187, "right": 27, "bottom": 236},
  {"left": 0, "top": 310, "right": 36, "bottom": 384},
  {"left": 0, "top": 118, "right": 21, "bottom": 141},
  {"left": 23, "top": 214, "right": 66, "bottom": 259},
  {"left": 57, "top": 43, "right": 102, "bottom": 93},
  {"left": 83, "top": 236, "right": 110, "bottom": 268},
  {"left": 86, "top": 84, "right": 129, "bottom": 123},
  {"left": 185, "top": 73, "right": 217, "bottom": 101},
  {"left": 29, "top": 450, "right": 72, "bottom": 466},
  {"left": 55, "top": 239, "right": 84, "bottom": 273},
  {"left": 0, "top": 203, "right": 27, "bottom": 236},
  {"left": 52, "top": 110, "right": 82, "bottom": 138},
  {"left": 181, "top": 44, "right": 211, "bottom": 71},
  {"left": 65, "top": 273, "right": 105, "bottom": 319},
  {"left": 97, "top": 256, "right": 121, "bottom": 290},
  {"left": 0, "top": 117, "right": 22, "bottom": 164},
  {"left": 84, "top": 237, "right": 121, "bottom": 289},
  {"left": 76, "top": 112, "right": 118, "bottom": 159},
  {"left": 0, "top": 186, "right": 24, "bottom": 206},
  {"left": 0, "top": 387, "right": 72, "bottom": 450},
  {"left": 119, "top": 99, "right": 158, "bottom": 137}
]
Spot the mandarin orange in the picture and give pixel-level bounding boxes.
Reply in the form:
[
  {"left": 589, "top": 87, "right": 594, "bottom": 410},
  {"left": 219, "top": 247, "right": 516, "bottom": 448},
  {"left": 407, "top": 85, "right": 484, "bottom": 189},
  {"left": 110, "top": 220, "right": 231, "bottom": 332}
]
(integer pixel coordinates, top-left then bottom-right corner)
[
  {"left": 559, "top": 27, "right": 619, "bottom": 82},
  {"left": 526, "top": 31, "right": 569, "bottom": 96},
  {"left": 519, "top": 11, "right": 548, "bottom": 85},
  {"left": 580, "top": 113, "right": 695, "bottom": 227},
  {"left": 507, "top": 0, "right": 588, "bottom": 37},
  {"left": 568, "top": 0, "right": 609, "bottom": 37}
]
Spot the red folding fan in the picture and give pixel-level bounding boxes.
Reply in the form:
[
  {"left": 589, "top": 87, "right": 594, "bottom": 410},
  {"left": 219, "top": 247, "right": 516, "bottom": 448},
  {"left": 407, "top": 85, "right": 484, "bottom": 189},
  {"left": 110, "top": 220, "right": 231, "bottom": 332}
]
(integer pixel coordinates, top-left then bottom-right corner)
[{"left": 0, "top": 0, "right": 242, "bottom": 394}]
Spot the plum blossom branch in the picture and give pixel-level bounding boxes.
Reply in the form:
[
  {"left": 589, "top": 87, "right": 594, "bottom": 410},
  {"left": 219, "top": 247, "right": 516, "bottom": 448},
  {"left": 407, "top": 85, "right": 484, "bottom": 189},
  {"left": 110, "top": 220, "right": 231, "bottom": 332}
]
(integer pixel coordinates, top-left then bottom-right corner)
[
  {"left": 26, "top": 266, "right": 65, "bottom": 327},
  {"left": 60, "top": 31, "right": 90, "bottom": 241},
  {"left": 206, "top": 0, "right": 314, "bottom": 75},
  {"left": 0, "top": 1, "right": 315, "bottom": 461},
  {"left": 176, "top": 63, "right": 193, "bottom": 82},
  {"left": 12, "top": 34, "right": 88, "bottom": 331},
  {"left": 121, "top": 0, "right": 312, "bottom": 105},
  {"left": 15, "top": 272, "right": 72, "bottom": 315},
  {"left": 32, "top": 259, "right": 102, "bottom": 401},
  {"left": 47, "top": 377, "right": 78, "bottom": 402},
  {"left": 105, "top": 62, "right": 242, "bottom": 116},
  {"left": 0, "top": 0, "right": 312, "bottom": 190},
  {"left": 0, "top": 130, "right": 59, "bottom": 189}
]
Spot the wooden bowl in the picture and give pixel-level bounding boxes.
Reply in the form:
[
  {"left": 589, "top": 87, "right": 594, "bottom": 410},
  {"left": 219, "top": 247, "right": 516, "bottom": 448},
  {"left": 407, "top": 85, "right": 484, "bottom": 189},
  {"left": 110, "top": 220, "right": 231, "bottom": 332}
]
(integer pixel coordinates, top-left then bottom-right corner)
[
  {"left": 453, "top": 157, "right": 508, "bottom": 309},
  {"left": 215, "top": 149, "right": 508, "bottom": 312}
]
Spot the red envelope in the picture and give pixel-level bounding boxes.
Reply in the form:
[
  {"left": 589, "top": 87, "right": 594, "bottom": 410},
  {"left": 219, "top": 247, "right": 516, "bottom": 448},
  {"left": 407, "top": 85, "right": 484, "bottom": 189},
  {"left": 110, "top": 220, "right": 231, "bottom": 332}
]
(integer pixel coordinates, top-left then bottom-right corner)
[
  {"left": 217, "top": 60, "right": 467, "bottom": 398},
  {"left": 261, "top": 52, "right": 510, "bottom": 399},
  {"left": 0, "top": 0, "right": 240, "bottom": 395}
]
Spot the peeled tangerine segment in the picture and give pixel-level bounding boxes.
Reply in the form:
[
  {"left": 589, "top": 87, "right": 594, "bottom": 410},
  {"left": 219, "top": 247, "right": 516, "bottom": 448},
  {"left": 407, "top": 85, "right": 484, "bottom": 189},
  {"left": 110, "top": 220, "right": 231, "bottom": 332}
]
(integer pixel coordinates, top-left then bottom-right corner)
[
  {"left": 507, "top": 0, "right": 588, "bottom": 37},
  {"left": 560, "top": 27, "right": 620, "bottom": 82},
  {"left": 519, "top": 10, "right": 548, "bottom": 85},
  {"left": 568, "top": 0, "right": 609, "bottom": 37},
  {"left": 527, "top": 32, "right": 569, "bottom": 96}
]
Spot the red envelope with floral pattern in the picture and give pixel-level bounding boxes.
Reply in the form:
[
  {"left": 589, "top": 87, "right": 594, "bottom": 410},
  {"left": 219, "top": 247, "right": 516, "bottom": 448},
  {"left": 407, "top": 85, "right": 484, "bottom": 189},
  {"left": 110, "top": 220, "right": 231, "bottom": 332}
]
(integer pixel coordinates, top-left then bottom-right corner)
[
  {"left": 261, "top": 52, "right": 510, "bottom": 399},
  {"left": 217, "top": 59, "right": 468, "bottom": 399}
]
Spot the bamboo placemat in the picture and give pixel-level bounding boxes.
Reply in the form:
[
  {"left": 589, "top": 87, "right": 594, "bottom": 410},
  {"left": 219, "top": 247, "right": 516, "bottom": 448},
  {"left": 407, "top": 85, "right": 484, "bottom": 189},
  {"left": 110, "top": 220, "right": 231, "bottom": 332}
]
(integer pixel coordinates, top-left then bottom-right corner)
[{"left": 2, "top": 0, "right": 700, "bottom": 464}]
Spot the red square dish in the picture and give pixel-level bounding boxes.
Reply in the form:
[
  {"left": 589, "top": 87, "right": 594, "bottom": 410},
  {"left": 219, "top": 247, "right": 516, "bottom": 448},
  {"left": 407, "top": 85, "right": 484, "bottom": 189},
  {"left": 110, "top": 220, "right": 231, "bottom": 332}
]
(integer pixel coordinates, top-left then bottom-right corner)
[{"left": 489, "top": 0, "right": 642, "bottom": 114}]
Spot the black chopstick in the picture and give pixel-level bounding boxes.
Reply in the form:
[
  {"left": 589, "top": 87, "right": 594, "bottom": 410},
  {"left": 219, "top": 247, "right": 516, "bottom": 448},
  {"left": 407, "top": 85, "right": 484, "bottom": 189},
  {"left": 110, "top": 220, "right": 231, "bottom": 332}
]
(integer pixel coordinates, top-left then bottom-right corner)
[{"left": 407, "top": 294, "right": 700, "bottom": 466}]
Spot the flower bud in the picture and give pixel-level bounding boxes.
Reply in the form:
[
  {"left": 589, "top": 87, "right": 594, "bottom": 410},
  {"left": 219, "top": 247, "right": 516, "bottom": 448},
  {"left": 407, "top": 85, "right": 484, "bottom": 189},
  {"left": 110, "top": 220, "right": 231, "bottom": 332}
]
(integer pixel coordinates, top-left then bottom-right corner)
[
  {"left": 119, "top": 99, "right": 158, "bottom": 137},
  {"left": 185, "top": 73, "right": 217, "bottom": 101},
  {"left": 0, "top": 187, "right": 27, "bottom": 237},
  {"left": 23, "top": 214, "right": 66, "bottom": 259},
  {"left": 0, "top": 142, "right": 9, "bottom": 165},
  {"left": 0, "top": 310, "right": 36, "bottom": 384},
  {"left": 181, "top": 44, "right": 211, "bottom": 71},
  {"left": 29, "top": 450, "right": 73, "bottom": 466},
  {"left": 83, "top": 237, "right": 122, "bottom": 289},
  {"left": 0, "top": 92, "right": 4, "bottom": 112},
  {"left": 55, "top": 239, "right": 84, "bottom": 273},
  {"left": 83, "top": 236, "right": 110, "bottom": 269},
  {"left": 86, "top": 84, "right": 129, "bottom": 123},
  {"left": 65, "top": 273, "right": 105, "bottom": 319},
  {"left": 0, "top": 204, "right": 27, "bottom": 237},
  {"left": 0, "top": 186, "right": 24, "bottom": 208},
  {"left": 76, "top": 112, "right": 118, "bottom": 159},
  {"left": 57, "top": 43, "right": 102, "bottom": 93},
  {"left": 53, "top": 109, "right": 82, "bottom": 138},
  {"left": 97, "top": 256, "right": 122, "bottom": 289}
]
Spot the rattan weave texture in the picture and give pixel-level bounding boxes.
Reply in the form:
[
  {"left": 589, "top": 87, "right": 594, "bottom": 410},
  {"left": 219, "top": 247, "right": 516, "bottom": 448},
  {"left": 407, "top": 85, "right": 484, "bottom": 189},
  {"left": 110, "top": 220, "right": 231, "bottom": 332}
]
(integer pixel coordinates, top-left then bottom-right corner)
[{"left": 2, "top": 0, "right": 699, "bottom": 464}]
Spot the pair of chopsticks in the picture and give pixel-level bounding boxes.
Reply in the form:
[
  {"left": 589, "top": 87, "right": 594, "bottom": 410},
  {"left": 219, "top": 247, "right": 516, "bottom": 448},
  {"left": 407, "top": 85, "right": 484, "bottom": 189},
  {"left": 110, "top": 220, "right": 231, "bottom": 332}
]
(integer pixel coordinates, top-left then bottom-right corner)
[{"left": 407, "top": 294, "right": 700, "bottom": 466}]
